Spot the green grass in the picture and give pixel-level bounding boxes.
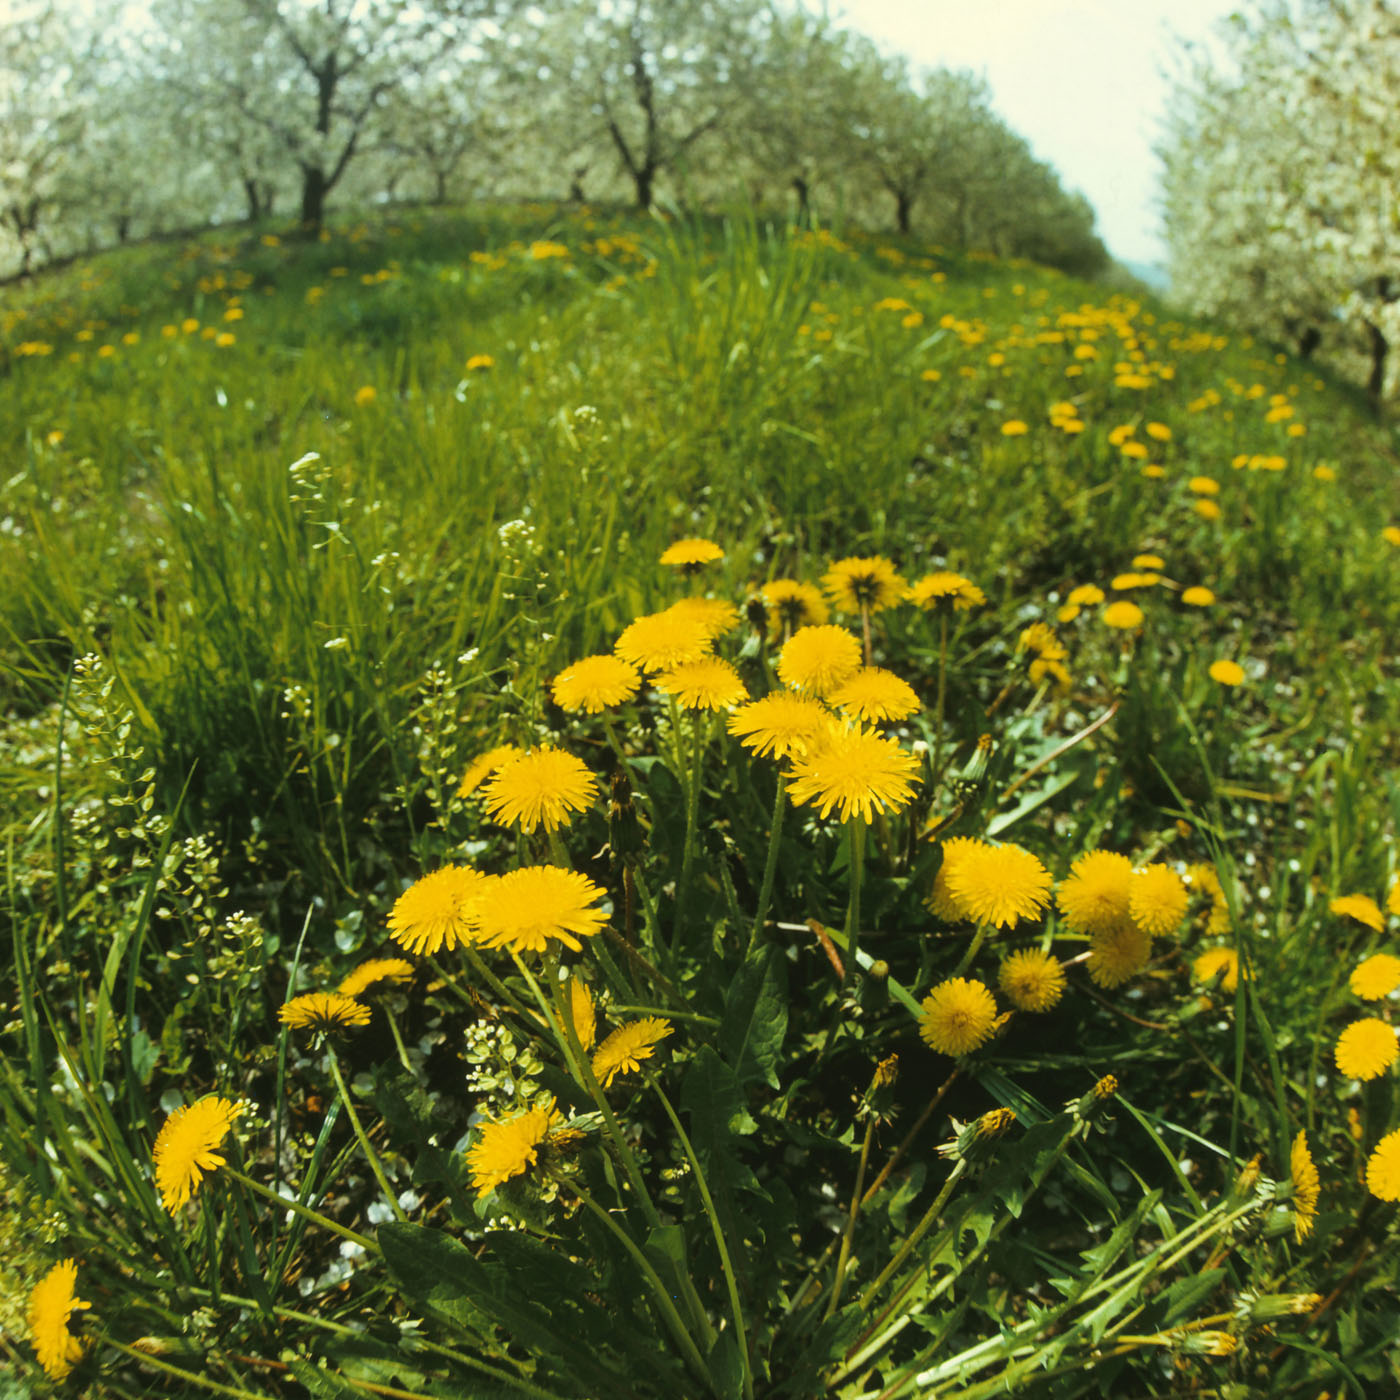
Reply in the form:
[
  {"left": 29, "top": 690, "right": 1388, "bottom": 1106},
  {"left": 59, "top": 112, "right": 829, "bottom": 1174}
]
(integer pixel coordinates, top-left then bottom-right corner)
[{"left": 2, "top": 202, "right": 1399, "bottom": 1396}]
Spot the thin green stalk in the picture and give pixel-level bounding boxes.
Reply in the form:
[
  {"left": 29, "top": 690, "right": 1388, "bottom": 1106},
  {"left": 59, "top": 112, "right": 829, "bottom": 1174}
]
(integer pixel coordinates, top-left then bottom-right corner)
[
  {"left": 222, "top": 1165, "right": 377, "bottom": 1254},
  {"left": 324, "top": 1042, "right": 407, "bottom": 1223},
  {"left": 675, "top": 708, "right": 707, "bottom": 942},
  {"left": 845, "top": 817, "right": 867, "bottom": 985},
  {"left": 932, "top": 612, "right": 948, "bottom": 787},
  {"left": 855, "top": 1159, "right": 968, "bottom": 1313},
  {"left": 643, "top": 1068, "right": 753, "bottom": 1400},
  {"left": 826, "top": 1118, "right": 875, "bottom": 1318},
  {"left": 101, "top": 1339, "right": 276, "bottom": 1400},
  {"left": 383, "top": 1004, "right": 414, "bottom": 1074},
  {"left": 562, "top": 1179, "right": 714, "bottom": 1395},
  {"left": 951, "top": 922, "right": 989, "bottom": 979},
  {"left": 747, "top": 770, "right": 786, "bottom": 954}
]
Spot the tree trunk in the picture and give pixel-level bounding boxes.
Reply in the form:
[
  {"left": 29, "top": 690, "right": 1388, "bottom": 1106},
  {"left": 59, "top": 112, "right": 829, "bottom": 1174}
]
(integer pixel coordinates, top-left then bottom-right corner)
[
  {"left": 300, "top": 164, "right": 328, "bottom": 232},
  {"left": 633, "top": 164, "right": 655, "bottom": 211},
  {"left": 894, "top": 189, "right": 912, "bottom": 235},
  {"left": 1297, "top": 326, "right": 1321, "bottom": 360},
  {"left": 434, "top": 170, "right": 448, "bottom": 204},
  {"left": 1365, "top": 320, "right": 1388, "bottom": 408},
  {"left": 115, "top": 214, "right": 132, "bottom": 243},
  {"left": 792, "top": 175, "right": 810, "bottom": 225},
  {"left": 243, "top": 177, "right": 264, "bottom": 222}
]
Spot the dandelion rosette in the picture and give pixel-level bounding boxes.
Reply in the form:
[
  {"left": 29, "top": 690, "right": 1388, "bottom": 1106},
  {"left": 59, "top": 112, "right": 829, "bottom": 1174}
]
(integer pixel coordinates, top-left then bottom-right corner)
[
  {"left": 467, "top": 1099, "right": 565, "bottom": 1198},
  {"left": 1290, "top": 1130, "right": 1320, "bottom": 1241},
  {"left": 997, "top": 948, "right": 1066, "bottom": 1012},
  {"left": 653, "top": 656, "right": 748, "bottom": 710},
  {"left": 1128, "top": 864, "right": 1188, "bottom": 936},
  {"left": 279, "top": 992, "right": 372, "bottom": 1031},
  {"left": 388, "top": 865, "right": 490, "bottom": 956},
  {"left": 944, "top": 842, "right": 1052, "bottom": 930},
  {"left": 551, "top": 654, "right": 641, "bottom": 713},
  {"left": 727, "top": 693, "right": 831, "bottom": 761},
  {"left": 776, "top": 624, "right": 862, "bottom": 697},
  {"left": 1366, "top": 1127, "right": 1400, "bottom": 1202},
  {"left": 153, "top": 1096, "right": 245, "bottom": 1211},
  {"left": 786, "top": 722, "right": 920, "bottom": 823},
  {"left": 919, "top": 978, "right": 998, "bottom": 1056},
  {"left": 476, "top": 865, "right": 607, "bottom": 954},
  {"left": 829, "top": 666, "right": 921, "bottom": 723},
  {"left": 592, "top": 1017, "right": 674, "bottom": 1088},
  {"left": 483, "top": 748, "right": 599, "bottom": 833},
  {"left": 822, "top": 555, "right": 907, "bottom": 613},
  {"left": 1334, "top": 1018, "right": 1398, "bottom": 1080},
  {"left": 28, "top": 1260, "right": 90, "bottom": 1380},
  {"left": 1057, "top": 850, "right": 1134, "bottom": 936}
]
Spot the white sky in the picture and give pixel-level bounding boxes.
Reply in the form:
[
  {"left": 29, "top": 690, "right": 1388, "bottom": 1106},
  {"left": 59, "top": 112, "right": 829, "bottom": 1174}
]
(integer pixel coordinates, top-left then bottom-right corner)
[{"left": 836, "top": 0, "right": 1241, "bottom": 267}]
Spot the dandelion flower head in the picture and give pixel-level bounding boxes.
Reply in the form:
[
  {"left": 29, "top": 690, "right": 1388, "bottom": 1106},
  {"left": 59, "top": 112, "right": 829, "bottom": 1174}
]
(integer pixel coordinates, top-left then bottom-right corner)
[
  {"left": 1057, "top": 850, "right": 1134, "bottom": 937},
  {"left": 1367, "top": 1127, "right": 1400, "bottom": 1201},
  {"left": 944, "top": 842, "right": 1053, "bottom": 930},
  {"left": 1129, "top": 864, "right": 1189, "bottom": 936},
  {"left": 1350, "top": 953, "right": 1400, "bottom": 1000},
  {"left": 997, "top": 948, "right": 1066, "bottom": 1012},
  {"left": 1331, "top": 894, "right": 1385, "bottom": 932},
  {"left": 1209, "top": 659, "right": 1246, "bottom": 686},
  {"left": 568, "top": 978, "right": 597, "bottom": 1052},
  {"left": 476, "top": 865, "right": 607, "bottom": 954},
  {"left": 1389, "top": 876, "right": 1400, "bottom": 918},
  {"left": 1102, "top": 600, "right": 1143, "bottom": 630},
  {"left": 659, "top": 537, "right": 723, "bottom": 568},
  {"left": 1335, "top": 1018, "right": 1398, "bottom": 1080},
  {"left": 467, "top": 1099, "right": 564, "bottom": 1198},
  {"left": 727, "top": 693, "right": 831, "bottom": 761},
  {"left": 1193, "top": 947, "right": 1240, "bottom": 993},
  {"left": 483, "top": 747, "right": 599, "bottom": 833},
  {"left": 822, "top": 555, "right": 907, "bottom": 613},
  {"left": 1087, "top": 920, "right": 1152, "bottom": 989},
  {"left": 28, "top": 1260, "right": 90, "bottom": 1380},
  {"left": 338, "top": 958, "right": 415, "bottom": 998},
  {"left": 829, "top": 666, "right": 921, "bottom": 723},
  {"left": 762, "top": 578, "right": 829, "bottom": 631},
  {"left": 279, "top": 992, "right": 372, "bottom": 1031},
  {"left": 592, "top": 1017, "right": 674, "bottom": 1088},
  {"left": 1290, "top": 1130, "right": 1320, "bottom": 1241},
  {"left": 786, "top": 722, "right": 920, "bottom": 823},
  {"left": 388, "top": 865, "right": 490, "bottom": 956},
  {"left": 926, "top": 837, "right": 984, "bottom": 922},
  {"left": 153, "top": 1096, "right": 245, "bottom": 1211},
  {"left": 776, "top": 624, "right": 862, "bottom": 697},
  {"left": 1181, "top": 586, "right": 1215, "bottom": 606},
  {"left": 907, "top": 571, "right": 985, "bottom": 611},
  {"left": 919, "top": 978, "right": 998, "bottom": 1056},
  {"left": 458, "top": 743, "right": 524, "bottom": 797},
  {"left": 551, "top": 654, "right": 641, "bottom": 713},
  {"left": 615, "top": 609, "right": 713, "bottom": 674},
  {"left": 668, "top": 595, "right": 741, "bottom": 641},
  {"left": 654, "top": 656, "right": 748, "bottom": 710}
]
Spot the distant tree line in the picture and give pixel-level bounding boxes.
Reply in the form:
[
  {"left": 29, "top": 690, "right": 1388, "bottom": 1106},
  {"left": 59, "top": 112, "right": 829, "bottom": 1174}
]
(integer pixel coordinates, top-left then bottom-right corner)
[
  {"left": 1, "top": 0, "right": 1107, "bottom": 279},
  {"left": 1161, "top": 0, "right": 1400, "bottom": 404}
]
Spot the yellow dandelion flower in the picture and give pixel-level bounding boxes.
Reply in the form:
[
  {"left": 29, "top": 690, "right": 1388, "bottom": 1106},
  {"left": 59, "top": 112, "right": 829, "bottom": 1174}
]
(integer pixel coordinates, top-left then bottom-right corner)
[
  {"left": 786, "top": 723, "right": 919, "bottom": 823},
  {"left": 1058, "top": 850, "right": 1134, "bottom": 936},
  {"left": 1335, "top": 1018, "right": 1398, "bottom": 1079},
  {"left": 1330, "top": 894, "right": 1385, "bottom": 932},
  {"left": 615, "top": 610, "right": 712, "bottom": 674},
  {"left": 667, "top": 596, "right": 741, "bottom": 641},
  {"left": 458, "top": 743, "right": 524, "bottom": 797},
  {"left": 1209, "top": 659, "right": 1245, "bottom": 686},
  {"left": 476, "top": 865, "right": 607, "bottom": 954},
  {"left": 278, "top": 992, "right": 371, "bottom": 1030},
  {"left": 1019, "top": 621, "right": 1066, "bottom": 661},
  {"left": 1194, "top": 498, "right": 1222, "bottom": 521},
  {"left": 388, "top": 865, "right": 489, "bottom": 955},
  {"left": 1352, "top": 953, "right": 1400, "bottom": 1000},
  {"left": 1193, "top": 947, "right": 1240, "bottom": 993},
  {"left": 997, "top": 948, "right": 1065, "bottom": 1012},
  {"left": 354, "top": 385, "right": 377, "bottom": 406},
  {"left": 1145, "top": 422, "right": 1171, "bottom": 441},
  {"left": 1384, "top": 526, "right": 1400, "bottom": 547},
  {"left": 1087, "top": 920, "right": 1152, "bottom": 988},
  {"left": 654, "top": 656, "right": 748, "bottom": 710},
  {"left": 945, "top": 842, "right": 1052, "bottom": 930},
  {"left": 567, "top": 978, "right": 597, "bottom": 1052},
  {"left": 1102, "top": 600, "right": 1143, "bottom": 630},
  {"left": 1366, "top": 1127, "right": 1400, "bottom": 1201},
  {"left": 830, "top": 666, "right": 921, "bottom": 722},
  {"left": 467, "top": 1099, "right": 563, "bottom": 1198},
  {"left": 762, "top": 578, "right": 830, "bottom": 631},
  {"left": 551, "top": 654, "right": 641, "bottom": 713},
  {"left": 153, "top": 1096, "right": 244, "bottom": 1211},
  {"left": 465, "top": 353, "right": 495, "bottom": 371},
  {"left": 1290, "top": 1130, "right": 1320, "bottom": 1241},
  {"left": 907, "top": 571, "right": 985, "bottom": 611},
  {"left": 659, "top": 537, "right": 723, "bottom": 568},
  {"left": 338, "top": 958, "right": 415, "bottom": 998},
  {"left": 1132, "top": 552, "right": 1166, "bottom": 569},
  {"left": 1067, "top": 584, "right": 1105, "bottom": 607},
  {"left": 727, "top": 693, "right": 831, "bottom": 760},
  {"left": 28, "top": 1260, "right": 90, "bottom": 1380},
  {"left": 483, "top": 748, "right": 598, "bottom": 833},
  {"left": 1000, "top": 419, "right": 1029, "bottom": 436},
  {"left": 918, "top": 978, "right": 998, "bottom": 1056},
  {"left": 926, "top": 837, "right": 984, "bottom": 921},
  {"left": 1129, "top": 864, "right": 1188, "bottom": 936},
  {"left": 1110, "top": 571, "right": 1156, "bottom": 590},
  {"left": 1181, "top": 586, "right": 1215, "bottom": 606},
  {"left": 777, "top": 624, "right": 862, "bottom": 697},
  {"left": 1389, "top": 876, "right": 1400, "bottom": 918},
  {"left": 821, "top": 556, "right": 907, "bottom": 613},
  {"left": 592, "top": 1017, "right": 674, "bottom": 1088},
  {"left": 1188, "top": 475, "right": 1220, "bottom": 495}
]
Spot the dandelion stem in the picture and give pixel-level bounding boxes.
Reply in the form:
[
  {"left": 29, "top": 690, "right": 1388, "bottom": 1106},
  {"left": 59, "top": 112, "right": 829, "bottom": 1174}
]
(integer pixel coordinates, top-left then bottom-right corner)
[
  {"left": 675, "top": 709, "right": 706, "bottom": 943},
  {"left": 748, "top": 771, "right": 787, "bottom": 954},
  {"left": 860, "top": 601, "right": 873, "bottom": 667},
  {"left": 826, "top": 1117, "right": 874, "bottom": 1318},
  {"left": 324, "top": 1045, "right": 407, "bottom": 1223},
  {"left": 933, "top": 611, "right": 948, "bottom": 786},
  {"left": 855, "top": 1158, "right": 968, "bottom": 1313},
  {"left": 951, "top": 922, "right": 989, "bottom": 979},
  {"left": 102, "top": 1338, "right": 279, "bottom": 1400},
  {"left": 845, "top": 817, "right": 867, "bottom": 985},
  {"left": 222, "top": 1166, "right": 377, "bottom": 1253},
  {"left": 561, "top": 1180, "right": 715, "bottom": 1394},
  {"left": 383, "top": 1005, "right": 415, "bottom": 1074}
]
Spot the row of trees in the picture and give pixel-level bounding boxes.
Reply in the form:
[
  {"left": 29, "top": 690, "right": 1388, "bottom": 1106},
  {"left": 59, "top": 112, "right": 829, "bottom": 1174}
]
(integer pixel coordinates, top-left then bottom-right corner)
[
  {"left": 1161, "top": 0, "right": 1400, "bottom": 402},
  {"left": 1, "top": 0, "right": 1107, "bottom": 279}
]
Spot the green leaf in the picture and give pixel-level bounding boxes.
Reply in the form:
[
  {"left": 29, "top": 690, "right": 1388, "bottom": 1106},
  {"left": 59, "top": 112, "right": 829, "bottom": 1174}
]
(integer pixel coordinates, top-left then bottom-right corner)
[{"left": 720, "top": 943, "right": 787, "bottom": 1088}]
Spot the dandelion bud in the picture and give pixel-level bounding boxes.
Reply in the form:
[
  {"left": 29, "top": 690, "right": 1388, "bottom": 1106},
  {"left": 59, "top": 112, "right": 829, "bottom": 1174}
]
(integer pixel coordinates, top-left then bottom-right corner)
[
  {"left": 1179, "top": 1330, "right": 1237, "bottom": 1357},
  {"left": 1236, "top": 1290, "right": 1321, "bottom": 1323}
]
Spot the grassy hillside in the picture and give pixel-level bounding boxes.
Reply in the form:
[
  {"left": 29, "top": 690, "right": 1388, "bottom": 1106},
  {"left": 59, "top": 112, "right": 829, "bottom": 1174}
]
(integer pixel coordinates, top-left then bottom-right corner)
[{"left": 2, "top": 205, "right": 1399, "bottom": 1397}]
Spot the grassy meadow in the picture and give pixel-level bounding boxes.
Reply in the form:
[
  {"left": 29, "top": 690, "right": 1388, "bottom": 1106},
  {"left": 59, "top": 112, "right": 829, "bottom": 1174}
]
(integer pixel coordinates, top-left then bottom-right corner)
[{"left": 2, "top": 204, "right": 1400, "bottom": 1397}]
